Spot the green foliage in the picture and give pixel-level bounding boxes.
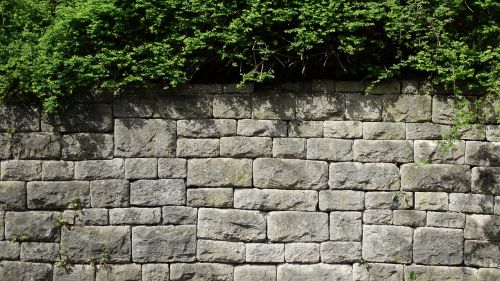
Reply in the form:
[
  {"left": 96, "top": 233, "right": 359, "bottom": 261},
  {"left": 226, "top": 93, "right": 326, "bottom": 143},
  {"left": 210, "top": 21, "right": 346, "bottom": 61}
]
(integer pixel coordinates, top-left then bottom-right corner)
[
  {"left": 8, "top": 233, "right": 29, "bottom": 242},
  {"left": 0, "top": 0, "right": 498, "bottom": 123}
]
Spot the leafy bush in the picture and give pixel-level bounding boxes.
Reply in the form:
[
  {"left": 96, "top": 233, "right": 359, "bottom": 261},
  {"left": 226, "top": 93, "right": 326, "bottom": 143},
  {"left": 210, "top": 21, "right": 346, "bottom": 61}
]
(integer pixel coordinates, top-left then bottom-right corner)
[{"left": 0, "top": 0, "right": 498, "bottom": 121}]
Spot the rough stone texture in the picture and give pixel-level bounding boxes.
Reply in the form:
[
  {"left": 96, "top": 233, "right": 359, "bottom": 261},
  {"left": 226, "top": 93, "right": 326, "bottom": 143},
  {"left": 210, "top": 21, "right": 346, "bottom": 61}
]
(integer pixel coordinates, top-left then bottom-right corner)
[
  {"left": 363, "top": 122, "right": 405, "bottom": 139},
  {"left": 427, "top": 212, "right": 465, "bottom": 228},
  {"left": 415, "top": 192, "right": 448, "bottom": 211},
  {"left": 188, "top": 158, "right": 252, "bottom": 187},
  {"left": 472, "top": 167, "right": 500, "bottom": 195},
  {"left": 319, "top": 190, "right": 364, "bottom": 211},
  {"left": 27, "top": 181, "right": 89, "bottom": 209},
  {"left": 10, "top": 132, "right": 61, "bottom": 159},
  {"left": 277, "top": 264, "right": 352, "bottom": 281},
  {"left": 464, "top": 214, "right": 500, "bottom": 241},
  {"left": 237, "top": 119, "right": 287, "bottom": 137},
  {"left": 246, "top": 243, "right": 284, "bottom": 263},
  {"left": 321, "top": 241, "right": 361, "bottom": 263},
  {"left": 323, "top": 121, "right": 362, "bottom": 138},
  {"left": 62, "top": 133, "right": 113, "bottom": 160},
  {"left": 0, "top": 261, "right": 52, "bottom": 281},
  {"left": 5, "top": 211, "right": 59, "bottom": 242},
  {"left": 90, "top": 179, "right": 129, "bottom": 207},
  {"left": 130, "top": 179, "right": 185, "bottom": 206},
  {"left": 353, "top": 140, "right": 413, "bottom": 163},
  {"left": 254, "top": 158, "right": 328, "bottom": 190},
  {"left": 63, "top": 208, "right": 108, "bottom": 226},
  {"left": 0, "top": 241, "right": 20, "bottom": 260},
  {"left": 253, "top": 92, "right": 295, "bottom": 120},
  {"left": 41, "top": 161, "right": 74, "bottom": 180},
  {"left": 142, "top": 264, "right": 170, "bottom": 281},
  {"left": 479, "top": 268, "right": 500, "bottom": 281},
  {"left": 196, "top": 239, "right": 245, "bottom": 263},
  {"left": 465, "top": 141, "right": 500, "bottom": 166},
  {"left": 115, "top": 118, "right": 176, "bottom": 157},
  {"left": 406, "top": 122, "right": 450, "bottom": 139},
  {"left": 267, "top": 211, "right": 329, "bottom": 242},
  {"left": 486, "top": 125, "right": 500, "bottom": 141},
  {"left": 178, "top": 119, "right": 236, "bottom": 137},
  {"left": 74, "top": 159, "right": 124, "bottom": 180},
  {"left": 404, "top": 265, "right": 477, "bottom": 281},
  {"left": 362, "top": 225, "right": 413, "bottom": 263},
  {"left": 464, "top": 240, "right": 500, "bottom": 268},
  {"left": 20, "top": 242, "right": 59, "bottom": 262},
  {"left": 307, "top": 138, "right": 353, "bottom": 161},
  {"left": 158, "top": 158, "right": 186, "bottom": 178},
  {"left": 220, "top": 137, "right": 272, "bottom": 158},
  {"left": 186, "top": 188, "right": 233, "bottom": 208},
  {"left": 345, "top": 94, "right": 383, "bottom": 121},
  {"left": 365, "top": 192, "right": 413, "bottom": 210},
  {"left": 284, "top": 243, "right": 319, "bottom": 263},
  {"left": 198, "top": 208, "right": 266, "bottom": 241},
  {"left": 1, "top": 160, "right": 42, "bottom": 181},
  {"left": 296, "top": 93, "right": 344, "bottom": 120},
  {"left": 329, "top": 162, "right": 400, "bottom": 190},
  {"left": 288, "top": 121, "right": 323, "bottom": 137},
  {"left": 0, "top": 105, "right": 40, "bottom": 132},
  {"left": 109, "top": 207, "right": 161, "bottom": 225},
  {"left": 413, "top": 227, "right": 463, "bottom": 265},
  {"left": 392, "top": 210, "right": 426, "bottom": 227},
  {"left": 213, "top": 95, "right": 251, "bottom": 119},
  {"left": 96, "top": 264, "right": 141, "bottom": 281},
  {"left": 177, "top": 138, "right": 219, "bottom": 158},
  {"left": 154, "top": 94, "right": 213, "bottom": 119},
  {"left": 353, "top": 263, "right": 403, "bottom": 281},
  {"left": 171, "top": 263, "right": 233, "bottom": 281},
  {"left": 125, "top": 158, "right": 157, "bottom": 179},
  {"left": 0, "top": 182, "right": 25, "bottom": 210},
  {"left": 449, "top": 193, "right": 494, "bottom": 214},
  {"left": 42, "top": 104, "right": 112, "bottom": 132},
  {"left": 414, "top": 140, "right": 465, "bottom": 164},
  {"left": 382, "top": 94, "right": 432, "bottom": 122},
  {"left": 363, "top": 210, "right": 393, "bottom": 225},
  {"left": 401, "top": 164, "right": 471, "bottom": 192},
  {"left": 234, "top": 189, "right": 317, "bottom": 211},
  {"left": 234, "top": 265, "right": 276, "bottom": 281},
  {"left": 162, "top": 206, "right": 197, "bottom": 225},
  {"left": 272, "top": 138, "right": 306, "bottom": 158},
  {"left": 53, "top": 264, "right": 94, "bottom": 281},
  {"left": 132, "top": 226, "right": 196, "bottom": 262}
]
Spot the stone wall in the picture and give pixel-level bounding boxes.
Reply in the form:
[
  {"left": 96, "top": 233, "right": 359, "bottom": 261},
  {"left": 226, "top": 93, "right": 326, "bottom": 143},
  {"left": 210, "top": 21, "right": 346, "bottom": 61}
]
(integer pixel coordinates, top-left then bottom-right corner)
[{"left": 0, "top": 80, "right": 499, "bottom": 281}]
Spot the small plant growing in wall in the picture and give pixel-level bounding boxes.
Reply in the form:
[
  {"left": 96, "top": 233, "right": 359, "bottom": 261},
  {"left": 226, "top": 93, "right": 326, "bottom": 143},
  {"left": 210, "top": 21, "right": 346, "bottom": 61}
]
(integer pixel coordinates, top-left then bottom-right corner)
[
  {"left": 86, "top": 252, "right": 97, "bottom": 267},
  {"left": 409, "top": 271, "right": 419, "bottom": 281},
  {"left": 55, "top": 249, "right": 72, "bottom": 269},
  {"left": 56, "top": 213, "right": 71, "bottom": 229},
  {"left": 8, "top": 234, "right": 28, "bottom": 242},
  {"left": 99, "top": 249, "right": 111, "bottom": 269}
]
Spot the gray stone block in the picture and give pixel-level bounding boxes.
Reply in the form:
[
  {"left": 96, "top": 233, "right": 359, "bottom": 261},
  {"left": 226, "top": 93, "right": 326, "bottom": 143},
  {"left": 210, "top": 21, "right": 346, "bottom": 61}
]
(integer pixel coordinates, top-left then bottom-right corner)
[
  {"left": 11, "top": 133, "right": 61, "bottom": 159},
  {"left": 158, "top": 158, "right": 186, "bottom": 178},
  {"left": 345, "top": 94, "right": 383, "bottom": 121},
  {"left": 321, "top": 241, "right": 361, "bottom": 263},
  {"left": 53, "top": 264, "right": 94, "bottom": 281},
  {"left": 319, "top": 190, "right": 364, "bottom": 211},
  {"left": 406, "top": 122, "right": 450, "bottom": 139},
  {"left": 414, "top": 140, "right": 465, "bottom": 164},
  {"left": 329, "top": 162, "right": 400, "bottom": 190},
  {"left": 464, "top": 214, "right": 500, "bottom": 241},
  {"left": 272, "top": 138, "right": 306, "bottom": 158},
  {"left": 353, "top": 263, "right": 403, "bottom": 281},
  {"left": 234, "top": 265, "right": 276, "bottom": 281},
  {"left": 234, "top": 189, "right": 317, "bottom": 211},
  {"left": 486, "top": 125, "right": 500, "bottom": 141},
  {"left": 142, "top": 264, "right": 169, "bottom": 281},
  {"left": 472, "top": 167, "right": 500, "bottom": 195},
  {"left": 382, "top": 94, "right": 431, "bottom": 122},
  {"left": 465, "top": 141, "right": 500, "bottom": 166},
  {"left": 0, "top": 241, "right": 20, "bottom": 260},
  {"left": 0, "top": 105, "right": 40, "bottom": 131},
  {"left": 0, "top": 261, "right": 52, "bottom": 281},
  {"left": 213, "top": 95, "right": 251, "bottom": 119},
  {"left": 62, "top": 133, "right": 113, "bottom": 160},
  {"left": 41, "top": 161, "right": 74, "bottom": 180},
  {"left": 1, "top": 160, "right": 42, "bottom": 181},
  {"left": 288, "top": 121, "right": 323, "bottom": 137},
  {"left": 113, "top": 93, "right": 155, "bottom": 118},
  {"left": 132, "top": 225, "right": 196, "bottom": 262},
  {"left": 177, "top": 119, "right": 236, "bottom": 137},
  {"left": 5, "top": 211, "right": 60, "bottom": 242},
  {"left": 109, "top": 207, "right": 161, "bottom": 225},
  {"left": 413, "top": 227, "right": 463, "bottom": 265},
  {"left": 187, "top": 188, "right": 233, "bottom": 208},
  {"left": 188, "top": 158, "right": 252, "bottom": 187},
  {"left": 307, "top": 138, "right": 353, "bottom": 161},
  {"left": 427, "top": 212, "right": 465, "bottom": 228},
  {"left": 197, "top": 208, "right": 266, "bottom": 241},
  {"left": 130, "top": 179, "right": 185, "bottom": 206},
  {"left": 42, "top": 104, "right": 112, "bottom": 132},
  {"left": 478, "top": 268, "right": 500, "bottom": 281},
  {"left": 27, "top": 181, "right": 89, "bottom": 209},
  {"left": 74, "top": 159, "right": 124, "bottom": 180},
  {"left": 392, "top": 210, "right": 426, "bottom": 227},
  {"left": 403, "top": 265, "right": 477, "bottom": 281},
  {"left": 367, "top": 80, "right": 400, "bottom": 94},
  {"left": 284, "top": 243, "right": 319, "bottom": 263},
  {"left": 0, "top": 182, "right": 26, "bottom": 210},
  {"left": 170, "top": 263, "right": 233, "bottom": 281},
  {"left": 363, "top": 122, "right": 405, "bottom": 139},
  {"left": 154, "top": 95, "right": 213, "bottom": 119},
  {"left": 363, "top": 210, "right": 393, "bottom": 225},
  {"left": 323, "top": 121, "right": 362, "bottom": 138},
  {"left": 362, "top": 225, "right": 413, "bottom": 263},
  {"left": 253, "top": 92, "right": 295, "bottom": 120},
  {"left": 177, "top": 138, "right": 219, "bottom": 158},
  {"left": 296, "top": 93, "right": 344, "bottom": 120},
  {"left": 268, "top": 211, "right": 328, "bottom": 242},
  {"left": 96, "top": 264, "right": 141, "bottom": 281},
  {"left": 450, "top": 193, "right": 494, "bottom": 214},
  {"left": 125, "top": 158, "right": 157, "bottom": 179},
  {"left": 401, "top": 164, "right": 470, "bottom": 192},
  {"left": 246, "top": 243, "right": 284, "bottom": 263},
  {"left": 330, "top": 211, "right": 362, "bottom": 241},
  {"left": 353, "top": 140, "right": 413, "bottom": 163},
  {"left": 464, "top": 240, "right": 500, "bottom": 268},
  {"left": 20, "top": 242, "right": 59, "bottom": 262},
  {"left": 90, "top": 179, "right": 129, "bottom": 208},
  {"left": 162, "top": 206, "right": 197, "bottom": 225},
  {"left": 415, "top": 192, "right": 448, "bottom": 211},
  {"left": 335, "top": 81, "right": 364, "bottom": 92},
  {"left": 277, "top": 264, "right": 352, "bottom": 281},
  {"left": 220, "top": 136, "right": 272, "bottom": 158},
  {"left": 432, "top": 95, "right": 456, "bottom": 124},
  {"left": 63, "top": 208, "right": 108, "bottom": 226},
  {"left": 237, "top": 119, "right": 287, "bottom": 137},
  {"left": 196, "top": 240, "right": 245, "bottom": 263},
  {"left": 365, "top": 191, "right": 413, "bottom": 210}
]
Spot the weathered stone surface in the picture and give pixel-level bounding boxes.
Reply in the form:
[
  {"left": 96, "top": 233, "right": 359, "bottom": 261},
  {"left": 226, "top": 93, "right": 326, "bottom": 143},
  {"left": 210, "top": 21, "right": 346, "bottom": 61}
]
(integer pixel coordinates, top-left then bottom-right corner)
[
  {"left": 254, "top": 158, "right": 328, "bottom": 190},
  {"left": 459, "top": 124, "right": 486, "bottom": 140},
  {"left": 284, "top": 243, "right": 319, "bottom": 263},
  {"left": 234, "top": 189, "right": 317, "bottom": 211},
  {"left": 353, "top": 263, "right": 403, "bottom": 281},
  {"left": 382, "top": 94, "right": 432, "bottom": 122},
  {"left": 307, "top": 139, "right": 353, "bottom": 161},
  {"left": 335, "top": 80, "right": 364, "bottom": 92},
  {"left": 363, "top": 122, "right": 405, "bottom": 139},
  {"left": 0, "top": 182, "right": 25, "bottom": 210},
  {"left": 1, "top": 160, "right": 42, "bottom": 181},
  {"left": 20, "top": 242, "right": 59, "bottom": 262},
  {"left": 392, "top": 210, "right": 426, "bottom": 227},
  {"left": 10, "top": 132, "right": 61, "bottom": 159},
  {"left": 432, "top": 95, "right": 457, "bottom": 124},
  {"left": 74, "top": 159, "right": 124, "bottom": 179},
  {"left": 288, "top": 121, "right": 323, "bottom": 137},
  {"left": 0, "top": 105, "right": 40, "bottom": 131},
  {"left": 319, "top": 190, "right": 364, "bottom": 211},
  {"left": 154, "top": 95, "right": 213, "bottom": 119},
  {"left": 413, "top": 227, "right": 463, "bottom": 265},
  {"left": 363, "top": 210, "right": 393, "bottom": 225},
  {"left": 465, "top": 141, "right": 500, "bottom": 166},
  {"left": 401, "top": 164, "right": 471, "bottom": 192},
  {"left": 479, "top": 268, "right": 500, "bottom": 281},
  {"left": 450, "top": 193, "right": 494, "bottom": 214},
  {"left": 496, "top": 196, "right": 500, "bottom": 215},
  {"left": 124, "top": 158, "right": 157, "bottom": 179},
  {"left": 277, "top": 264, "right": 352, "bottom": 281},
  {"left": 237, "top": 119, "right": 287, "bottom": 137},
  {"left": 96, "top": 264, "right": 141, "bottom": 281},
  {"left": 142, "top": 264, "right": 170, "bottom": 281},
  {"left": 415, "top": 140, "right": 465, "bottom": 164},
  {"left": 353, "top": 140, "right": 413, "bottom": 163},
  {"left": 213, "top": 95, "right": 251, "bottom": 119},
  {"left": 27, "top": 181, "right": 89, "bottom": 209},
  {"left": 415, "top": 192, "right": 448, "bottom": 211},
  {"left": 427, "top": 212, "right": 465, "bottom": 228},
  {"left": 170, "top": 263, "right": 233, "bottom": 281},
  {"left": 472, "top": 167, "right": 500, "bottom": 195},
  {"left": 321, "top": 241, "right": 361, "bottom": 263},
  {"left": 404, "top": 265, "right": 477, "bottom": 281},
  {"left": 464, "top": 214, "right": 500, "bottom": 241},
  {"left": 61, "top": 226, "right": 131, "bottom": 262},
  {"left": 220, "top": 137, "right": 272, "bottom": 158},
  {"left": 177, "top": 138, "right": 219, "bottom": 157},
  {"left": 296, "top": 93, "right": 344, "bottom": 120},
  {"left": 486, "top": 125, "right": 500, "bottom": 141},
  {"left": 268, "top": 211, "right": 328, "bottom": 242},
  {"left": 130, "top": 179, "right": 185, "bottom": 206},
  {"left": 0, "top": 241, "right": 20, "bottom": 260},
  {"left": 187, "top": 188, "right": 233, "bottom": 208},
  {"left": 110, "top": 207, "right": 161, "bottom": 225},
  {"left": 464, "top": 240, "right": 500, "bottom": 268},
  {"left": 53, "top": 264, "right": 94, "bottom": 281},
  {"left": 234, "top": 265, "right": 276, "bottom": 281},
  {"left": 113, "top": 93, "right": 155, "bottom": 118},
  {"left": 90, "top": 179, "right": 129, "bottom": 208},
  {"left": 5, "top": 211, "right": 59, "bottom": 242},
  {"left": 41, "top": 161, "right": 74, "bottom": 180},
  {"left": 253, "top": 92, "right": 295, "bottom": 120},
  {"left": 42, "top": 104, "right": 112, "bottom": 132},
  {"left": 368, "top": 81, "right": 400, "bottom": 94},
  {"left": 115, "top": 118, "right": 176, "bottom": 157},
  {"left": 330, "top": 212, "right": 362, "bottom": 241},
  {"left": 62, "top": 133, "right": 113, "bottom": 160},
  {"left": 323, "top": 121, "right": 362, "bottom": 138},
  {"left": 0, "top": 261, "right": 52, "bottom": 281},
  {"left": 178, "top": 119, "right": 236, "bottom": 137},
  {"left": 272, "top": 138, "right": 306, "bottom": 158},
  {"left": 162, "top": 206, "right": 197, "bottom": 225},
  {"left": 329, "top": 162, "right": 400, "bottom": 190},
  {"left": 406, "top": 122, "right": 450, "bottom": 139},
  {"left": 198, "top": 208, "right": 266, "bottom": 241},
  {"left": 132, "top": 225, "right": 196, "bottom": 262},
  {"left": 158, "top": 158, "right": 186, "bottom": 178},
  {"left": 362, "top": 225, "right": 412, "bottom": 263},
  {"left": 188, "top": 158, "right": 252, "bottom": 187},
  {"left": 63, "top": 208, "right": 108, "bottom": 226},
  {"left": 246, "top": 243, "right": 284, "bottom": 263},
  {"left": 345, "top": 94, "right": 383, "bottom": 121},
  {"left": 0, "top": 134, "right": 12, "bottom": 159},
  {"left": 401, "top": 80, "right": 419, "bottom": 94},
  {"left": 365, "top": 191, "right": 413, "bottom": 210},
  {"left": 196, "top": 239, "right": 245, "bottom": 263}
]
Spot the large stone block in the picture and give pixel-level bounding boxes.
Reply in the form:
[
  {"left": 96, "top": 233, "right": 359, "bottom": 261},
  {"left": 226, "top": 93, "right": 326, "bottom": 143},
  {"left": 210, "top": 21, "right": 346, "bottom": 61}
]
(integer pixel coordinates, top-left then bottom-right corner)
[
  {"left": 124, "top": 158, "right": 157, "bottom": 179},
  {"left": 345, "top": 94, "right": 383, "bottom": 121},
  {"left": 392, "top": 210, "right": 426, "bottom": 227},
  {"left": 432, "top": 95, "right": 457, "bottom": 124},
  {"left": 113, "top": 93, "right": 155, "bottom": 118},
  {"left": 62, "top": 133, "right": 113, "bottom": 160},
  {"left": 449, "top": 193, "right": 494, "bottom": 214},
  {"left": 5, "top": 211, "right": 59, "bottom": 242},
  {"left": 61, "top": 226, "right": 131, "bottom": 262},
  {"left": 142, "top": 264, "right": 170, "bottom": 281},
  {"left": 158, "top": 158, "right": 186, "bottom": 179},
  {"left": 465, "top": 141, "right": 500, "bottom": 166},
  {"left": 277, "top": 264, "right": 352, "bottom": 281},
  {"left": 170, "top": 263, "right": 233, "bottom": 281},
  {"left": 427, "top": 212, "right": 465, "bottom": 228},
  {"left": 27, "top": 181, "right": 89, "bottom": 209},
  {"left": 90, "top": 179, "right": 129, "bottom": 207},
  {"left": 329, "top": 211, "right": 362, "bottom": 241},
  {"left": 284, "top": 243, "right": 319, "bottom": 263},
  {"left": 177, "top": 119, "right": 236, "bottom": 137},
  {"left": 0, "top": 261, "right": 52, "bottom": 281},
  {"left": 414, "top": 140, "right": 465, "bottom": 164},
  {"left": 96, "top": 264, "right": 141, "bottom": 281},
  {"left": 415, "top": 192, "right": 448, "bottom": 211},
  {"left": 288, "top": 120, "right": 323, "bottom": 137},
  {"left": 319, "top": 190, "right": 364, "bottom": 211},
  {"left": 198, "top": 208, "right": 266, "bottom": 241},
  {"left": 11, "top": 132, "right": 61, "bottom": 159},
  {"left": 53, "top": 264, "right": 94, "bottom": 281},
  {"left": 321, "top": 241, "right": 361, "bottom": 263},
  {"left": 237, "top": 119, "right": 287, "bottom": 137},
  {"left": 220, "top": 136, "right": 272, "bottom": 158},
  {"left": 41, "top": 161, "right": 74, "bottom": 181},
  {"left": 42, "top": 104, "right": 112, "bottom": 132},
  {"left": 464, "top": 240, "right": 500, "bottom": 268},
  {"left": 363, "top": 122, "right": 405, "bottom": 140},
  {"left": 114, "top": 118, "right": 176, "bottom": 157},
  {"left": 486, "top": 125, "right": 500, "bottom": 141},
  {"left": 365, "top": 191, "right": 413, "bottom": 210},
  {"left": 187, "top": 158, "right": 252, "bottom": 187},
  {"left": 329, "top": 162, "right": 400, "bottom": 190},
  {"left": 272, "top": 138, "right": 306, "bottom": 158},
  {"left": 234, "top": 265, "right": 276, "bottom": 281},
  {"left": 363, "top": 210, "right": 393, "bottom": 225},
  {"left": 0, "top": 182, "right": 25, "bottom": 210},
  {"left": 464, "top": 214, "right": 500, "bottom": 241},
  {"left": 382, "top": 94, "right": 432, "bottom": 122},
  {"left": 1, "top": 160, "right": 42, "bottom": 181},
  {"left": 413, "top": 227, "right": 463, "bottom": 265},
  {"left": 177, "top": 138, "right": 219, "bottom": 158},
  {"left": 362, "top": 225, "right": 413, "bottom": 263},
  {"left": 213, "top": 95, "right": 251, "bottom": 119},
  {"left": 130, "top": 179, "right": 185, "bottom": 206},
  {"left": 479, "top": 268, "right": 500, "bottom": 281},
  {"left": 268, "top": 211, "right": 328, "bottom": 242},
  {"left": 162, "top": 206, "right": 197, "bottom": 225},
  {"left": 0, "top": 241, "right": 20, "bottom": 260},
  {"left": 403, "top": 265, "right": 477, "bottom": 281},
  {"left": 307, "top": 139, "right": 353, "bottom": 161},
  {"left": 406, "top": 122, "right": 450, "bottom": 139},
  {"left": 20, "top": 242, "right": 59, "bottom": 262},
  {"left": 472, "top": 167, "right": 500, "bottom": 195},
  {"left": 187, "top": 188, "right": 233, "bottom": 208},
  {"left": 253, "top": 158, "right": 328, "bottom": 190},
  {"left": 253, "top": 92, "right": 295, "bottom": 120},
  {"left": 0, "top": 105, "right": 40, "bottom": 131},
  {"left": 110, "top": 207, "right": 161, "bottom": 225},
  {"left": 154, "top": 94, "right": 213, "bottom": 118},
  {"left": 234, "top": 189, "right": 317, "bottom": 211},
  {"left": 353, "top": 140, "right": 413, "bottom": 163},
  {"left": 323, "top": 121, "right": 362, "bottom": 138},
  {"left": 132, "top": 225, "right": 196, "bottom": 262},
  {"left": 401, "top": 164, "right": 470, "bottom": 192},
  {"left": 74, "top": 159, "right": 124, "bottom": 180},
  {"left": 353, "top": 263, "right": 403, "bottom": 281},
  {"left": 335, "top": 80, "right": 364, "bottom": 92},
  {"left": 246, "top": 243, "right": 284, "bottom": 263},
  {"left": 196, "top": 239, "right": 245, "bottom": 263}
]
